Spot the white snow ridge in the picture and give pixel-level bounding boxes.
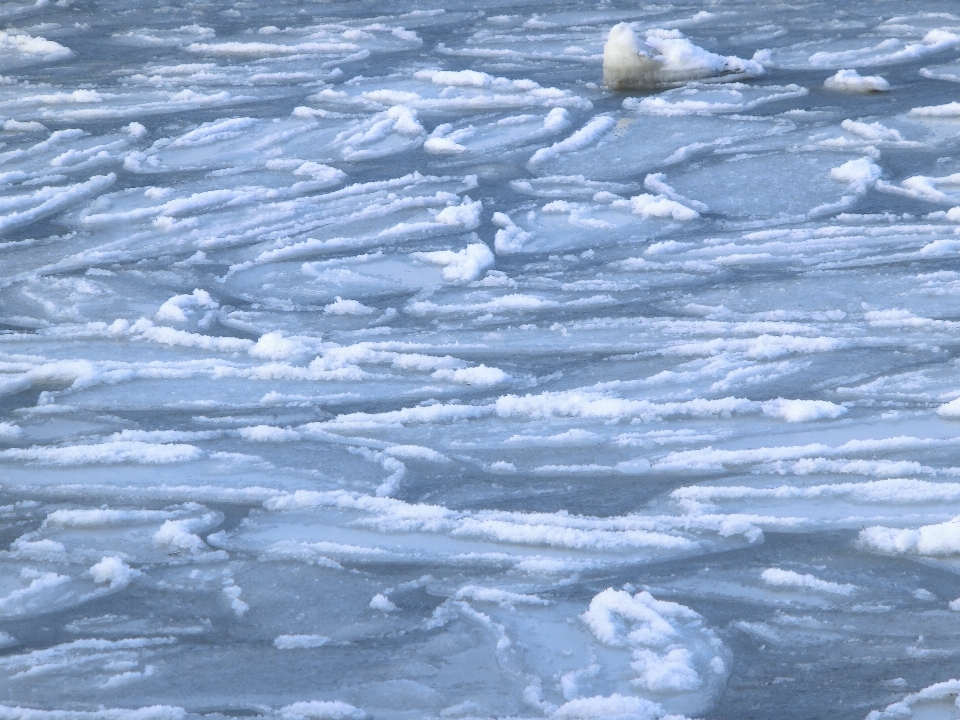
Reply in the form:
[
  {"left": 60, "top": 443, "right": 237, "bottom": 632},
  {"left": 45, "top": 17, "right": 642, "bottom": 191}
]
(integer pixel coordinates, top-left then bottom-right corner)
[{"left": 4, "top": 1, "right": 960, "bottom": 718}]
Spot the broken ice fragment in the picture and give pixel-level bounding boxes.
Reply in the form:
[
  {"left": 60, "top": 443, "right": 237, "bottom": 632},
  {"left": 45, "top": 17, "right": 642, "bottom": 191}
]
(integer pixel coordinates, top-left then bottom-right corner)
[{"left": 602, "top": 24, "right": 764, "bottom": 90}]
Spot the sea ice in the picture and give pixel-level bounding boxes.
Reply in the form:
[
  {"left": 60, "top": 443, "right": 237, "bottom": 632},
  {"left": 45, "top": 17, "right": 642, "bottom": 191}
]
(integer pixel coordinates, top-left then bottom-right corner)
[{"left": 5, "top": 1, "right": 960, "bottom": 717}]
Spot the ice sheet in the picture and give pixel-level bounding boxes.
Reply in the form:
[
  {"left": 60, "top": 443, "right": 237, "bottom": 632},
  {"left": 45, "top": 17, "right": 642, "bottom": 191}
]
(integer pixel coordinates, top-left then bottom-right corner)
[{"left": 5, "top": 1, "right": 960, "bottom": 719}]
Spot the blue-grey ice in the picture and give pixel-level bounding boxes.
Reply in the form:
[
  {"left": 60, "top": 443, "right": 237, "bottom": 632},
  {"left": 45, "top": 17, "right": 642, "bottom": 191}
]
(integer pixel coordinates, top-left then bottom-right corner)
[{"left": 6, "top": 2, "right": 960, "bottom": 719}]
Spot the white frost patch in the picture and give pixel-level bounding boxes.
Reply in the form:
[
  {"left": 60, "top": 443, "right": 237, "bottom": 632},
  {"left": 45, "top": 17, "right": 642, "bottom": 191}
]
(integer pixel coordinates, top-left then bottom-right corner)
[
  {"left": 761, "top": 398, "right": 847, "bottom": 423},
  {"left": 88, "top": 556, "right": 140, "bottom": 589},
  {"left": 603, "top": 24, "right": 764, "bottom": 90},
  {"left": 824, "top": 69, "right": 890, "bottom": 93},
  {"left": 760, "top": 568, "right": 856, "bottom": 595},
  {"left": 279, "top": 701, "right": 365, "bottom": 720},
  {"left": 274, "top": 634, "right": 329, "bottom": 649},
  {"left": 369, "top": 593, "right": 397, "bottom": 612},
  {"left": 411, "top": 242, "right": 494, "bottom": 283},
  {"left": 432, "top": 364, "right": 509, "bottom": 386}
]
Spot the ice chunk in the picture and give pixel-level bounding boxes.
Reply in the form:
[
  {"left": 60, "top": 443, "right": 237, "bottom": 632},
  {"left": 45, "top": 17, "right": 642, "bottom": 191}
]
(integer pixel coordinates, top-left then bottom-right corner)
[
  {"left": 0, "top": 423, "right": 22, "bottom": 441},
  {"left": 237, "top": 425, "right": 300, "bottom": 442},
  {"left": 0, "top": 441, "right": 201, "bottom": 466},
  {"left": 369, "top": 593, "right": 397, "bottom": 612},
  {"left": 431, "top": 365, "right": 510, "bottom": 386},
  {"left": 529, "top": 116, "right": 616, "bottom": 167},
  {"left": 334, "top": 106, "right": 425, "bottom": 161},
  {"left": 829, "top": 158, "right": 882, "bottom": 193},
  {"left": 155, "top": 289, "right": 218, "bottom": 323},
  {"left": 860, "top": 516, "right": 960, "bottom": 556},
  {"left": 808, "top": 29, "right": 960, "bottom": 69},
  {"left": 0, "top": 174, "right": 116, "bottom": 234},
  {"left": 938, "top": 397, "right": 960, "bottom": 418},
  {"left": 411, "top": 242, "right": 494, "bottom": 283},
  {"left": 629, "top": 193, "right": 699, "bottom": 221},
  {"left": 603, "top": 24, "right": 764, "bottom": 90},
  {"left": 0, "top": 570, "right": 71, "bottom": 617},
  {"left": 249, "top": 331, "right": 311, "bottom": 359},
  {"left": 760, "top": 398, "right": 847, "bottom": 423},
  {"left": 579, "top": 588, "right": 728, "bottom": 704},
  {"left": 866, "top": 679, "right": 960, "bottom": 720},
  {"left": 0, "top": 703, "right": 187, "bottom": 720},
  {"left": 88, "top": 556, "right": 139, "bottom": 589},
  {"left": 454, "top": 585, "right": 548, "bottom": 608},
  {"left": 3, "top": 120, "right": 47, "bottom": 132},
  {"left": 823, "top": 69, "right": 890, "bottom": 93},
  {"left": 554, "top": 694, "right": 663, "bottom": 720},
  {"left": 0, "top": 30, "right": 72, "bottom": 70},
  {"left": 279, "top": 701, "right": 365, "bottom": 719},
  {"left": 909, "top": 101, "right": 960, "bottom": 117},
  {"left": 492, "top": 212, "right": 532, "bottom": 254},
  {"left": 153, "top": 517, "right": 212, "bottom": 554},
  {"left": 627, "top": 83, "right": 807, "bottom": 115},
  {"left": 274, "top": 634, "right": 329, "bottom": 649},
  {"left": 760, "top": 568, "right": 856, "bottom": 595}
]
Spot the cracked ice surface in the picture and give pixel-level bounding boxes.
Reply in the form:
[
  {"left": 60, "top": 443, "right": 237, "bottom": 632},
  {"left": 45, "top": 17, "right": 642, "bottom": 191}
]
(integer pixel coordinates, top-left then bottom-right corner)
[{"left": 7, "top": 1, "right": 960, "bottom": 718}]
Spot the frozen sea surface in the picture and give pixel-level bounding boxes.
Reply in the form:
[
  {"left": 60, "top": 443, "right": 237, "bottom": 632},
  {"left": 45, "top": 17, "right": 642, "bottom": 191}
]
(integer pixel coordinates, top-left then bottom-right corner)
[{"left": 8, "top": 1, "right": 960, "bottom": 718}]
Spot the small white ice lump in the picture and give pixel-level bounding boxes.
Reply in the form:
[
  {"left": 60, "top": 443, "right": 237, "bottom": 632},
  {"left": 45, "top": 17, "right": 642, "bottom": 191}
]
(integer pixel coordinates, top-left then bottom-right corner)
[{"left": 824, "top": 69, "right": 890, "bottom": 93}]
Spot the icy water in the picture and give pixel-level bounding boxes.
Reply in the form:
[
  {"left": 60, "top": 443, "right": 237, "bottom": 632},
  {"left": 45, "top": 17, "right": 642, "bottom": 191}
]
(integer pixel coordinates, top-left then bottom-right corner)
[{"left": 9, "top": 1, "right": 960, "bottom": 719}]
